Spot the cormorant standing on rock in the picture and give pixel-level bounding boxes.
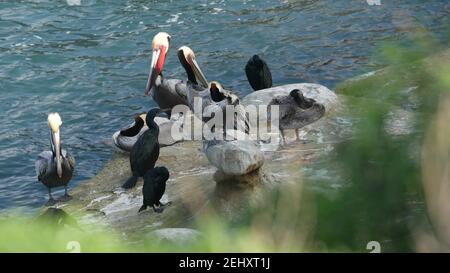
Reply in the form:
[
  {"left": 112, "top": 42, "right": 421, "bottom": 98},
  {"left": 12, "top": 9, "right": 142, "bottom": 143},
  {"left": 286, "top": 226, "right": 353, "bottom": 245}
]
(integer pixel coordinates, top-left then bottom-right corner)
[
  {"left": 245, "top": 55, "right": 272, "bottom": 91},
  {"left": 122, "top": 108, "right": 164, "bottom": 189},
  {"left": 139, "top": 166, "right": 170, "bottom": 213}
]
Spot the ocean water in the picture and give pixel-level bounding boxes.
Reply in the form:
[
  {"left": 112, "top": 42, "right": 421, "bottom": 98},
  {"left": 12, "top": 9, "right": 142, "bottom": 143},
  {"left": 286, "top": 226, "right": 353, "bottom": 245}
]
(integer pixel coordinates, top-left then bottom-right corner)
[{"left": 0, "top": 0, "right": 448, "bottom": 210}]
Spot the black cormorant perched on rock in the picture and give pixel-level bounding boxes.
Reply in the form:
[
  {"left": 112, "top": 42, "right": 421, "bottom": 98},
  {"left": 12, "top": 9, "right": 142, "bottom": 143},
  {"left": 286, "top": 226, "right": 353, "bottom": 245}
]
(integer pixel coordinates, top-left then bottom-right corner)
[
  {"left": 269, "top": 89, "right": 326, "bottom": 144},
  {"left": 139, "top": 166, "right": 170, "bottom": 213},
  {"left": 245, "top": 55, "right": 272, "bottom": 91},
  {"left": 122, "top": 108, "right": 165, "bottom": 189},
  {"left": 35, "top": 113, "right": 76, "bottom": 206}
]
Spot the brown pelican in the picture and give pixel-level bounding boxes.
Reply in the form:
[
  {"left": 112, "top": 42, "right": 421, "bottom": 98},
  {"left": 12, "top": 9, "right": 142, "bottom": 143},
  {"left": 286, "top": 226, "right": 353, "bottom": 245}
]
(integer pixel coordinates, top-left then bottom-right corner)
[
  {"left": 179, "top": 46, "right": 249, "bottom": 134},
  {"left": 186, "top": 80, "right": 249, "bottom": 135},
  {"left": 123, "top": 108, "right": 166, "bottom": 189},
  {"left": 113, "top": 45, "right": 211, "bottom": 153},
  {"left": 139, "top": 166, "right": 170, "bottom": 213},
  {"left": 144, "top": 32, "right": 209, "bottom": 112},
  {"left": 177, "top": 46, "right": 209, "bottom": 88},
  {"left": 112, "top": 113, "right": 147, "bottom": 152},
  {"left": 35, "top": 113, "right": 76, "bottom": 206},
  {"left": 176, "top": 46, "right": 240, "bottom": 108},
  {"left": 269, "top": 89, "right": 325, "bottom": 144}
]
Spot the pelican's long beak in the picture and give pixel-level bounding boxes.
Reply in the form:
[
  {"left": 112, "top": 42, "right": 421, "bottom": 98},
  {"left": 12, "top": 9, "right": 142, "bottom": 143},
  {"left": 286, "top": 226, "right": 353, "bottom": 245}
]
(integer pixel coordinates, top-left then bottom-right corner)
[
  {"left": 190, "top": 57, "right": 209, "bottom": 89},
  {"left": 145, "top": 47, "right": 166, "bottom": 96},
  {"left": 52, "top": 130, "right": 63, "bottom": 179}
]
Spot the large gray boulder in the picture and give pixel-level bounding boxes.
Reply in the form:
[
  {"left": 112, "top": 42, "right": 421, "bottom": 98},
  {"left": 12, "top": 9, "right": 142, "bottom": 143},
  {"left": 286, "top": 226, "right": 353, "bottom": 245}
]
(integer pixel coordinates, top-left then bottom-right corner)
[
  {"left": 204, "top": 139, "right": 264, "bottom": 176},
  {"left": 240, "top": 83, "right": 338, "bottom": 145},
  {"left": 241, "top": 83, "right": 338, "bottom": 109}
]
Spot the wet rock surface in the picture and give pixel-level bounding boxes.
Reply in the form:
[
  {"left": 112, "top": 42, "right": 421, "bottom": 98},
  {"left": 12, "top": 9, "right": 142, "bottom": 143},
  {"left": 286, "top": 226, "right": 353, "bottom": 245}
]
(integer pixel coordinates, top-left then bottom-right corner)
[
  {"left": 60, "top": 79, "right": 419, "bottom": 242},
  {"left": 241, "top": 83, "right": 338, "bottom": 111}
]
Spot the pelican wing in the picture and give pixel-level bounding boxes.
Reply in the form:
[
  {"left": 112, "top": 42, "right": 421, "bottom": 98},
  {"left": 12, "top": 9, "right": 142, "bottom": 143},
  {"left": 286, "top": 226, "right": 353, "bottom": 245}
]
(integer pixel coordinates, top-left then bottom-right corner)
[
  {"left": 63, "top": 150, "right": 76, "bottom": 171},
  {"left": 186, "top": 83, "right": 211, "bottom": 112},
  {"left": 174, "top": 81, "right": 189, "bottom": 101},
  {"left": 35, "top": 151, "right": 52, "bottom": 181}
]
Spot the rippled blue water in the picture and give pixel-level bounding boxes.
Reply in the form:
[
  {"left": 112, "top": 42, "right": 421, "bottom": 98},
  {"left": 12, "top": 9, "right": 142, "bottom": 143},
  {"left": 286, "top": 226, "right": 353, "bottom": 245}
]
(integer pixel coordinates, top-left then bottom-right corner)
[{"left": 0, "top": 0, "right": 448, "bottom": 210}]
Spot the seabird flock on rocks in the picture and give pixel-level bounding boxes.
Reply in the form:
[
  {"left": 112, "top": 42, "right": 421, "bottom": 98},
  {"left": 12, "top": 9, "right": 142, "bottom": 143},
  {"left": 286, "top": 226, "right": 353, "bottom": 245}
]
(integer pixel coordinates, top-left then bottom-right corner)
[{"left": 35, "top": 32, "right": 328, "bottom": 213}]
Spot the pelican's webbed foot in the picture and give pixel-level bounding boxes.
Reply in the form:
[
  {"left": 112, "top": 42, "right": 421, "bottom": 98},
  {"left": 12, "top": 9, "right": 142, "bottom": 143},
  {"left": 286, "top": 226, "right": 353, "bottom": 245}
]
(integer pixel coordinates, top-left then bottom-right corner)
[
  {"left": 59, "top": 187, "right": 72, "bottom": 202},
  {"left": 45, "top": 198, "right": 57, "bottom": 207},
  {"left": 59, "top": 194, "right": 72, "bottom": 202},
  {"left": 280, "top": 130, "right": 287, "bottom": 145},
  {"left": 295, "top": 129, "right": 301, "bottom": 141}
]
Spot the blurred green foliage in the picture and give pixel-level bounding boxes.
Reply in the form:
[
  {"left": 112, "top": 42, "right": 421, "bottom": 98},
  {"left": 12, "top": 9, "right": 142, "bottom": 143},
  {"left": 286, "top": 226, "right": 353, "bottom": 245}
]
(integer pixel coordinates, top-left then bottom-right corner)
[{"left": 315, "top": 31, "right": 449, "bottom": 252}]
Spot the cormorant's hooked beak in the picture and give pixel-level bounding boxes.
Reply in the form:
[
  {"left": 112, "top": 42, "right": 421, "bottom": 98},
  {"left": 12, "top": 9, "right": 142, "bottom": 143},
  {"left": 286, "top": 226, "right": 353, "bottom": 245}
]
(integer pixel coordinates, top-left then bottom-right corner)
[
  {"left": 51, "top": 130, "right": 63, "bottom": 179},
  {"left": 145, "top": 46, "right": 167, "bottom": 97}
]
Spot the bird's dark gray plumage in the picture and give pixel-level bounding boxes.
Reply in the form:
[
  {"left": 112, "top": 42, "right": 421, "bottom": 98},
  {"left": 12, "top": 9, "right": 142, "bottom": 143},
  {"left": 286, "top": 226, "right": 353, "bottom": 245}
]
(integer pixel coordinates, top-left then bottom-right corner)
[
  {"left": 245, "top": 55, "right": 272, "bottom": 91},
  {"left": 269, "top": 89, "right": 326, "bottom": 144},
  {"left": 36, "top": 208, "right": 81, "bottom": 231},
  {"left": 122, "top": 108, "right": 162, "bottom": 189},
  {"left": 113, "top": 113, "right": 148, "bottom": 153},
  {"left": 139, "top": 166, "right": 170, "bottom": 213},
  {"left": 151, "top": 77, "right": 191, "bottom": 114},
  {"left": 36, "top": 150, "right": 75, "bottom": 189}
]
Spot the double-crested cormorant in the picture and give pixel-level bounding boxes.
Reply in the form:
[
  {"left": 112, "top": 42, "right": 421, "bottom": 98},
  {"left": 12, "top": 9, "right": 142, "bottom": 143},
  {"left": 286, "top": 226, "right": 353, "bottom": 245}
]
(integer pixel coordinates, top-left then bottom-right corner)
[
  {"left": 122, "top": 108, "right": 164, "bottom": 189},
  {"left": 245, "top": 54, "right": 272, "bottom": 91},
  {"left": 139, "top": 166, "right": 170, "bottom": 213},
  {"left": 35, "top": 113, "right": 76, "bottom": 205},
  {"left": 269, "top": 89, "right": 325, "bottom": 144}
]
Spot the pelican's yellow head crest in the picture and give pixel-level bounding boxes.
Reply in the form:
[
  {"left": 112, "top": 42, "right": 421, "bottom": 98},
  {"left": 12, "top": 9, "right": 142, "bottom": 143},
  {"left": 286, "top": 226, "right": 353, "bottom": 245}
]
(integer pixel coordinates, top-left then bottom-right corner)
[
  {"left": 47, "top": 112, "right": 62, "bottom": 133},
  {"left": 152, "top": 32, "right": 171, "bottom": 50},
  {"left": 178, "top": 46, "right": 195, "bottom": 62}
]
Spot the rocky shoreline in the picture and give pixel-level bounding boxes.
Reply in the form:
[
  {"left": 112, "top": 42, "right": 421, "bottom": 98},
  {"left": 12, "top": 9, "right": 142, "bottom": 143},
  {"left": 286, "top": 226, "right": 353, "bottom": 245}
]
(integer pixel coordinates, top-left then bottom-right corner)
[{"left": 52, "top": 57, "right": 434, "bottom": 242}]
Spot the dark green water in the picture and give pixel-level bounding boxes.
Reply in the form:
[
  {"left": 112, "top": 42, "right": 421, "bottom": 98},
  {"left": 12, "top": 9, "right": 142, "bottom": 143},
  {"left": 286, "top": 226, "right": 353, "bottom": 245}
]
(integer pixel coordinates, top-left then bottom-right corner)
[{"left": 0, "top": 0, "right": 448, "bottom": 209}]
